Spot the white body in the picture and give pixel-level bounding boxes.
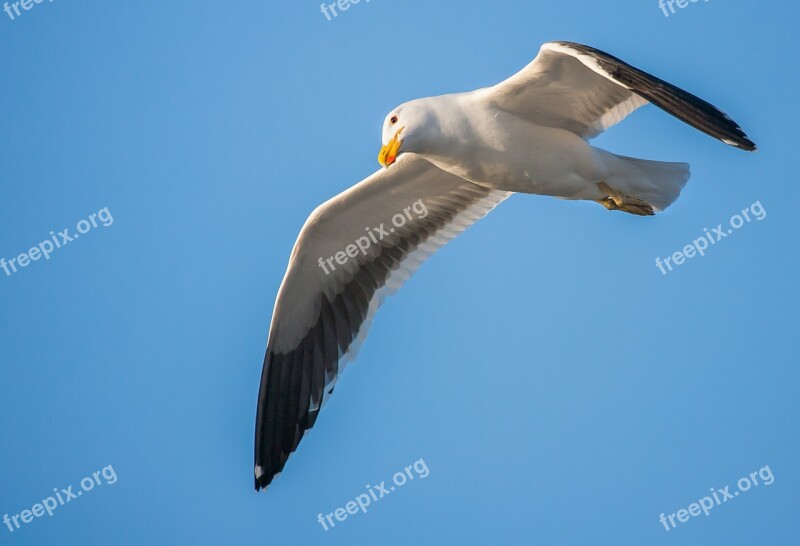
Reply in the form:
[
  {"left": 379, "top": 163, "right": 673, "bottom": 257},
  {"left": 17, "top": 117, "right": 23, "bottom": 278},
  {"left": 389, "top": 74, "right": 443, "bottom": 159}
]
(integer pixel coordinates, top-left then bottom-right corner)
[{"left": 412, "top": 91, "right": 612, "bottom": 200}]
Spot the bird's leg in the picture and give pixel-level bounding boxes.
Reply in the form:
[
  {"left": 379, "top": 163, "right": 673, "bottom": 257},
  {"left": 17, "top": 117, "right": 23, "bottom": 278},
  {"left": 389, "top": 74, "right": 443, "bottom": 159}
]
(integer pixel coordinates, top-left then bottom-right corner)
[{"left": 595, "top": 182, "right": 655, "bottom": 216}]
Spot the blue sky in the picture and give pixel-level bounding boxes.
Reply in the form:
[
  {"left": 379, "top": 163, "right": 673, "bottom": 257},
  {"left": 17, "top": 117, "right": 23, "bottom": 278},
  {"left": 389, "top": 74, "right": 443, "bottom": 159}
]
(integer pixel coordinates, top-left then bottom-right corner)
[{"left": 0, "top": 0, "right": 797, "bottom": 544}]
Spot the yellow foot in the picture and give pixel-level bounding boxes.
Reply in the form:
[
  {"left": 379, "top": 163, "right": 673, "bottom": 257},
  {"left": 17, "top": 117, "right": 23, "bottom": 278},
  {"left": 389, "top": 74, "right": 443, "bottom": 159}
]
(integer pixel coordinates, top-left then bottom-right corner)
[{"left": 596, "top": 182, "right": 655, "bottom": 216}]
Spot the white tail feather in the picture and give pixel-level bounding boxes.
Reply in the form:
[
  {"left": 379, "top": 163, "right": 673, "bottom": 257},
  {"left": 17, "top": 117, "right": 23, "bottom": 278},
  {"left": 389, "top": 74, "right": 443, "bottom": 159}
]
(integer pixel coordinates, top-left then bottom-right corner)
[{"left": 605, "top": 154, "right": 691, "bottom": 211}]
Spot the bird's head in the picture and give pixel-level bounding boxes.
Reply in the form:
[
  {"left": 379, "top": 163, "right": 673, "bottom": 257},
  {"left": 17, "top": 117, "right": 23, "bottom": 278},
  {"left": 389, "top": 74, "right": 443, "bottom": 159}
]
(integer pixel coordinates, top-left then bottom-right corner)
[{"left": 378, "top": 100, "right": 436, "bottom": 168}]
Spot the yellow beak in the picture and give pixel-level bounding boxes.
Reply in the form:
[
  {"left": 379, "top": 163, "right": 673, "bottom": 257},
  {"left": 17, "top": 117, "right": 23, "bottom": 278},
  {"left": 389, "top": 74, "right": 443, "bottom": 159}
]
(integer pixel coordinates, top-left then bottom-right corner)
[{"left": 378, "top": 127, "right": 404, "bottom": 168}]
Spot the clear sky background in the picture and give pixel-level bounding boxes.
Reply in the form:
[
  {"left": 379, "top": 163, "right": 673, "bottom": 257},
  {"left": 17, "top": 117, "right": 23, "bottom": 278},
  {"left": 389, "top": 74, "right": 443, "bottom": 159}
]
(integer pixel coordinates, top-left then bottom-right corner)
[{"left": 1, "top": 0, "right": 797, "bottom": 544}]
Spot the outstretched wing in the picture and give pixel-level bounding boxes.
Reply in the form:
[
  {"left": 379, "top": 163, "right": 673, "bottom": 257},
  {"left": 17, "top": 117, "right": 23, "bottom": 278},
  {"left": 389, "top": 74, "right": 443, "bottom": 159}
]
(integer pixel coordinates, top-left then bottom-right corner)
[
  {"left": 255, "top": 154, "right": 510, "bottom": 490},
  {"left": 487, "top": 41, "right": 756, "bottom": 150}
]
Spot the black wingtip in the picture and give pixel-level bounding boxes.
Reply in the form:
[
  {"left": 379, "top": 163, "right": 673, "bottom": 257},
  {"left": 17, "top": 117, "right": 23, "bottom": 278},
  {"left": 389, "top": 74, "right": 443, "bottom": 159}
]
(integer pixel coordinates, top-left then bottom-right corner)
[
  {"left": 553, "top": 41, "right": 758, "bottom": 154},
  {"left": 720, "top": 119, "right": 757, "bottom": 152},
  {"left": 729, "top": 135, "right": 758, "bottom": 152},
  {"left": 254, "top": 468, "right": 276, "bottom": 492},
  {"left": 254, "top": 454, "right": 286, "bottom": 491}
]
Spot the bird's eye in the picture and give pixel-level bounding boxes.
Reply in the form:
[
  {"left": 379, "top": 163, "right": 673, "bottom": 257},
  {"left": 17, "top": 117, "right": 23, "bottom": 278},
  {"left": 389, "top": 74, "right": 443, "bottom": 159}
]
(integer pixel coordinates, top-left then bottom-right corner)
[{"left": 390, "top": 116, "right": 398, "bottom": 125}]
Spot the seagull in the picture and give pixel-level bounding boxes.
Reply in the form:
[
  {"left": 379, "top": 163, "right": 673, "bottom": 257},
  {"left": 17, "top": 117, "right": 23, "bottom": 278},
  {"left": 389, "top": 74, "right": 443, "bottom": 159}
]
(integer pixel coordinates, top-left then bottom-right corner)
[{"left": 253, "top": 41, "right": 756, "bottom": 490}]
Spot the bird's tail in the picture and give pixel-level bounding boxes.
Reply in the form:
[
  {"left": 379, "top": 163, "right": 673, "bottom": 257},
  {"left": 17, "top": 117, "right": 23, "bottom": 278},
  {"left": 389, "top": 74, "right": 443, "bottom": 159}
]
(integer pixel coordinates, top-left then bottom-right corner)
[{"left": 603, "top": 153, "right": 691, "bottom": 212}]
